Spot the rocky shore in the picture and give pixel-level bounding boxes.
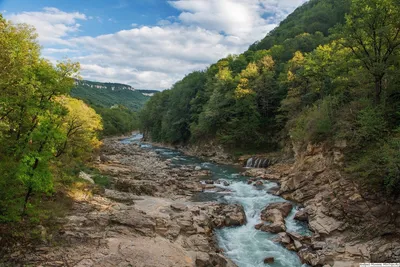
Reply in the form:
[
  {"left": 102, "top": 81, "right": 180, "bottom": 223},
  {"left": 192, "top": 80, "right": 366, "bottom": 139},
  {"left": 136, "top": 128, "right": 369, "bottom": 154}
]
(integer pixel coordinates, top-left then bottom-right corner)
[
  {"left": 4, "top": 138, "right": 246, "bottom": 267},
  {"left": 5, "top": 136, "right": 399, "bottom": 267},
  {"left": 242, "top": 142, "right": 400, "bottom": 267}
]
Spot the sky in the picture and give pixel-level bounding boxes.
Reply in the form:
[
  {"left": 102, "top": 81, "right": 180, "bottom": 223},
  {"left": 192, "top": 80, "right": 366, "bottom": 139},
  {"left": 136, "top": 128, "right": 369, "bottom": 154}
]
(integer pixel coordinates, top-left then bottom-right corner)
[{"left": 0, "top": 0, "right": 307, "bottom": 89}]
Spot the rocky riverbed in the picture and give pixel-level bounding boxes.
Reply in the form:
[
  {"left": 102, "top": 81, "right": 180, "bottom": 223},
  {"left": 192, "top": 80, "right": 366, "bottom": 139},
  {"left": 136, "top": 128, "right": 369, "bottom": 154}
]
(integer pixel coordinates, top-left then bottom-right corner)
[
  {"left": 242, "top": 142, "right": 400, "bottom": 267},
  {"left": 4, "top": 137, "right": 247, "bottom": 267},
  {"left": 6, "top": 135, "right": 397, "bottom": 267}
]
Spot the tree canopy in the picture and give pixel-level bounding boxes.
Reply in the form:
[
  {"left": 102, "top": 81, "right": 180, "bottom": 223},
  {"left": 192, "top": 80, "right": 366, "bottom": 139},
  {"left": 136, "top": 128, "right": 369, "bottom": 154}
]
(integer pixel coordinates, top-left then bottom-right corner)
[
  {"left": 0, "top": 15, "right": 102, "bottom": 221},
  {"left": 140, "top": 0, "right": 400, "bottom": 194}
]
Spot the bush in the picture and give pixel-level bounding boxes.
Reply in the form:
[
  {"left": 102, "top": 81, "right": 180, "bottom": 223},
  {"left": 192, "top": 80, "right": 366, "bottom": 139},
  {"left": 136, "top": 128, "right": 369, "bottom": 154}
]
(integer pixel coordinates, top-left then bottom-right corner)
[
  {"left": 92, "top": 174, "right": 111, "bottom": 188},
  {"left": 355, "top": 106, "right": 387, "bottom": 143},
  {"left": 346, "top": 133, "right": 400, "bottom": 194},
  {"left": 290, "top": 96, "right": 337, "bottom": 144}
]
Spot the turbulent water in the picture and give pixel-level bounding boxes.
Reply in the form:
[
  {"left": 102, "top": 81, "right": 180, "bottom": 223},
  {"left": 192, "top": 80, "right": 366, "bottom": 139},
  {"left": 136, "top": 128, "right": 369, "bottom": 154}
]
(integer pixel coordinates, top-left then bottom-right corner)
[{"left": 123, "top": 134, "right": 310, "bottom": 267}]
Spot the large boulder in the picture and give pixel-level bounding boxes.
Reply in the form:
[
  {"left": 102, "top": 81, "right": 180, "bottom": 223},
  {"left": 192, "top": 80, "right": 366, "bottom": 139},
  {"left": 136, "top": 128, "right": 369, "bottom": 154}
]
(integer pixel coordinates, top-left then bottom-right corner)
[
  {"left": 257, "top": 202, "right": 293, "bottom": 234},
  {"left": 209, "top": 204, "right": 246, "bottom": 228},
  {"left": 294, "top": 209, "right": 308, "bottom": 221},
  {"left": 262, "top": 202, "right": 293, "bottom": 218}
]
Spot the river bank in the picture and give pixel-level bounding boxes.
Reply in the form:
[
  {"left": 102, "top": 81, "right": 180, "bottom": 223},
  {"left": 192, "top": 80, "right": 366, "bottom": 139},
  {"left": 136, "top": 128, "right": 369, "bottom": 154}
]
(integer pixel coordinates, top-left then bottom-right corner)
[
  {"left": 3, "top": 136, "right": 248, "bottom": 266},
  {"left": 6, "top": 134, "right": 398, "bottom": 267},
  {"left": 160, "top": 137, "right": 400, "bottom": 266}
]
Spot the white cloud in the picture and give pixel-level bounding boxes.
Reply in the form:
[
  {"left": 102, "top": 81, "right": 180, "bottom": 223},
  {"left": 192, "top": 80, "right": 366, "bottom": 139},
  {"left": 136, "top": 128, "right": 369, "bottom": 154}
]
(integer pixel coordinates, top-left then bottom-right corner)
[
  {"left": 8, "top": 1, "right": 306, "bottom": 89},
  {"left": 69, "top": 25, "right": 238, "bottom": 89},
  {"left": 168, "top": 0, "right": 306, "bottom": 44},
  {"left": 7, "top": 7, "right": 86, "bottom": 45},
  {"left": 43, "top": 48, "right": 79, "bottom": 54}
]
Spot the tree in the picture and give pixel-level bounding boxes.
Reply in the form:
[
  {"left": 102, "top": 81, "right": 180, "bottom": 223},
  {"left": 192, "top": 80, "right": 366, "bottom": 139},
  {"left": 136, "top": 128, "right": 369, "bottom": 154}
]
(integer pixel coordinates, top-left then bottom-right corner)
[
  {"left": 342, "top": 0, "right": 400, "bottom": 103},
  {"left": 0, "top": 17, "right": 98, "bottom": 220},
  {"left": 55, "top": 97, "right": 102, "bottom": 161}
]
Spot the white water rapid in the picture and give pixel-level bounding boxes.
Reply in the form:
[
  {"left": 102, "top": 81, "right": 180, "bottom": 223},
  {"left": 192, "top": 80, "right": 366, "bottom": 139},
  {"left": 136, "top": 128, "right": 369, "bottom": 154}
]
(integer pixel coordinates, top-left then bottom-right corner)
[{"left": 122, "top": 134, "right": 310, "bottom": 267}]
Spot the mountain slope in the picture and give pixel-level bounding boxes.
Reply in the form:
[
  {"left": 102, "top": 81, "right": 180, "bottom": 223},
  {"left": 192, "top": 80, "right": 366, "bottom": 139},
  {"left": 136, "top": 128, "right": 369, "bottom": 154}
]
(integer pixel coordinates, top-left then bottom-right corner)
[{"left": 71, "top": 80, "right": 150, "bottom": 111}]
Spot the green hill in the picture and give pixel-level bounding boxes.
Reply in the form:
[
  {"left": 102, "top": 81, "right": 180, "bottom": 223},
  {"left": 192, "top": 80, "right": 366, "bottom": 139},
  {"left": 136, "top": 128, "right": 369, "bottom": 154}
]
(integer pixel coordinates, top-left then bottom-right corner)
[
  {"left": 71, "top": 80, "right": 150, "bottom": 111},
  {"left": 71, "top": 80, "right": 152, "bottom": 136}
]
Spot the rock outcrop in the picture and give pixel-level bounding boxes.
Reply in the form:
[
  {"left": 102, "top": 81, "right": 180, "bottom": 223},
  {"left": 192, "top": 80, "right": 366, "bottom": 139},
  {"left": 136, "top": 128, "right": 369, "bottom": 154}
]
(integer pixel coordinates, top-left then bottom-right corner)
[
  {"left": 256, "top": 202, "right": 293, "bottom": 233},
  {"left": 247, "top": 142, "right": 400, "bottom": 266}
]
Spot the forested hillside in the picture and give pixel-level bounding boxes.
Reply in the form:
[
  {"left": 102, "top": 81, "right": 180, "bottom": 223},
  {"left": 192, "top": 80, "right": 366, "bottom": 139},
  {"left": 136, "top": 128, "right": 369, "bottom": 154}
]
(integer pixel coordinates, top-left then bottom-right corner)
[
  {"left": 71, "top": 80, "right": 149, "bottom": 111},
  {"left": 71, "top": 80, "right": 150, "bottom": 136},
  {"left": 140, "top": 0, "right": 400, "bottom": 194}
]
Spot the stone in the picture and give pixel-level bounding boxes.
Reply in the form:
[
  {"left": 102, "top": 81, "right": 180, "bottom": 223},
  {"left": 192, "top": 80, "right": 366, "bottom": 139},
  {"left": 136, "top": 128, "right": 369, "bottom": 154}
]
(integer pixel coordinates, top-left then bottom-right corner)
[
  {"left": 195, "top": 166, "right": 202, "bottom": 171},
  {"left": 195, "top": 252, "right": 210, "bottom": 267},
  {"left": 260, "top": 222, "right": 286, "bottom": 233},
  {"left": 78, "top": 171, "right": 95, "bottom": 184},
  {"left": 274, "top": 232, "right": 291, "bottom": 245},
  {"left": 210, "top": 204, "right": 246, "bottom": 228},
  {"left": 264, "top": 257, "right": 274, "bottom": 264},
  {"left": 262, "top": 202, "right": 293, "bottom": 218},
  {"left": 254, "top": 180, "right": 264, "bottom": 186},
  {"left": 171, "top": 203, "right": 188, "bottom": 212},
  {"left": 294, "top": 209, "right": 308, "bottom": 221}
]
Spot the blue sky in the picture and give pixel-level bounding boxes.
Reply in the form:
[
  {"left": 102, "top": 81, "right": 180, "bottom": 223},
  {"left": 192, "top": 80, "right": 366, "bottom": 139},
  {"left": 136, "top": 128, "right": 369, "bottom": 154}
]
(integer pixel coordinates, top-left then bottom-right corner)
[{"left": 0, "top": 0, "right": 307, "bottom": 89}]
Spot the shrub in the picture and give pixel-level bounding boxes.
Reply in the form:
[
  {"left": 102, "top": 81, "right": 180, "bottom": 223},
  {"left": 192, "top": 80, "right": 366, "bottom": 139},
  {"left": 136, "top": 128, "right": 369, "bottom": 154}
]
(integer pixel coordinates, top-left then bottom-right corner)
[
  {"left": 346, "top": 133, "right": 400, "bottom": 194},
  {"left": 92, "top": 174, "right": 111, "bottom": 188},
  {"left": 290, "top": 96, "right": 337, "bottom": 144}
]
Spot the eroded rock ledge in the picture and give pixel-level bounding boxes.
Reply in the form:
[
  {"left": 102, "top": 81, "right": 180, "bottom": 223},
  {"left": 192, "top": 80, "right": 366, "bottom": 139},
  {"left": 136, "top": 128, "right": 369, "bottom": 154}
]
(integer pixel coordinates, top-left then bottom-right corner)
[{"left": 243, "top": 142, "right": 400, "bottom": 267}]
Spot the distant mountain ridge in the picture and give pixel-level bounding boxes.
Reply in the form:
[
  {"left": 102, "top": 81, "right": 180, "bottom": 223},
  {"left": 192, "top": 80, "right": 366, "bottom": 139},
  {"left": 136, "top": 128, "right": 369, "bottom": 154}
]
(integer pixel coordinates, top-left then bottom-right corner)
[
  {"left": 75, "top": 79, "right": 135, "bottom": 92},
  {"left": 71, "top": 79, "right": 151, "bottom": 111}
]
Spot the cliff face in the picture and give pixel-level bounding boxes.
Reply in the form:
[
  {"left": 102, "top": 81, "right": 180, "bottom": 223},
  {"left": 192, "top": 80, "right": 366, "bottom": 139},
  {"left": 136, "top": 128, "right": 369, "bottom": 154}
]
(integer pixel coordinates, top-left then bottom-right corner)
[{"left": 276, "top": 141, "right": 400, "bottom": 266}]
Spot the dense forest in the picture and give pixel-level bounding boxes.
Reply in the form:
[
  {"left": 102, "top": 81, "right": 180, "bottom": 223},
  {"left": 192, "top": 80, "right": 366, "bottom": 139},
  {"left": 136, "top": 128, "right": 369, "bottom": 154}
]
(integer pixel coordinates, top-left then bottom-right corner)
[
  {"left": 71, "top": 80, "right": 150, "bottom": 136},
  {"left": 0, "top": 16, "right": 102, "bottom": 221},
  {"left": 140, "top": 0, "right": 400, "bottom": 194}
]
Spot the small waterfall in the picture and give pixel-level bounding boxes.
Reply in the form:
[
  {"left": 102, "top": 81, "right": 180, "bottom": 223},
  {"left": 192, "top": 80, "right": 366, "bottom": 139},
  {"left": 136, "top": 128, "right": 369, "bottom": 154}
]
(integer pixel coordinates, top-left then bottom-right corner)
[{"left": 245, "top": 157, "right": 270, "bottom": 168}]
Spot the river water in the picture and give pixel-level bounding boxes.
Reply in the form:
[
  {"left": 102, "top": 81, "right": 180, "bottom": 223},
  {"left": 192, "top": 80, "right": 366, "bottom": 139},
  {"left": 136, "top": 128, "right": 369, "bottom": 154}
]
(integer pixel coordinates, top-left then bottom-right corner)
[{"left": 122, "top": 134, "right": 310, "bottom": 267}]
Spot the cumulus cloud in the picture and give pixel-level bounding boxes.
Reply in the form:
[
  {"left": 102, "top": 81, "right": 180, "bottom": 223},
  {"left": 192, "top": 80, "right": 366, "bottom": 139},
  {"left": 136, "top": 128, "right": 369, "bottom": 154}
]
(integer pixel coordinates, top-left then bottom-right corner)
[
  {"left": 69, "top": 25, "right": 238, "bottom": 88},
  {"left": 8, "top": 1, "right": 306, "bottom": 89},
  {"left": 7, "top": 7, "right": 86, "bottom": 45}
]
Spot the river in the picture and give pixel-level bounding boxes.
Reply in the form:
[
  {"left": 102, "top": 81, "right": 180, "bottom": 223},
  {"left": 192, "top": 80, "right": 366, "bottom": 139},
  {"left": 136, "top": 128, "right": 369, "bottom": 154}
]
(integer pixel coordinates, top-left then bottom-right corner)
[{"left": 122, "top": 134, "right": 310, "bottom": 267}]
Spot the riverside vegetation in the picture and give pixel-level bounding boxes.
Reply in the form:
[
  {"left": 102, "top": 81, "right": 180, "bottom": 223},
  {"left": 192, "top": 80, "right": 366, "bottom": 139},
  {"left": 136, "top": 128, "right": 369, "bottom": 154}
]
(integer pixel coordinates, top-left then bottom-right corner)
[
  {"left": 140, "top": 0, "right": 400, "bottom": 195},
  {"left": 71, "top": 80, "right": 151, "bottom": 136}
]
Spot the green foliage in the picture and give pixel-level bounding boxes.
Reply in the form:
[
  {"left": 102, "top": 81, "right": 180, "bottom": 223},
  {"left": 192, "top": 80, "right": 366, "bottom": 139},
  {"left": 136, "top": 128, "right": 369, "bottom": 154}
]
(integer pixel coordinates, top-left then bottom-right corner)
[
  {"left": 346, "top": 134, "right": 400, "bottom": 195},
  {"left": 0, "top": 17, "right": 102, "bottom": 221},
  {"left": 71, "top": 80, "right": 149, "bottom": 111},
  {"left": 250, "top": 0, "right": 350, "bottom": 58},
  {"left": 340, "top": 0, "right": 400, "bottom": 103},
  {"left": 71, "top": 80, "right": 149, "bottom": 136},
  {"left": 92, "top": 174, "right": 111, "bottom": 188},
  {"left": 95, "top": 106, "right": 138, "bottom": 136},
  {"left": 294, "top": 97, "right": 337, "bottom": 143},
  {"left": 139, "top": 0, "right": 400, "bottom": 195}
]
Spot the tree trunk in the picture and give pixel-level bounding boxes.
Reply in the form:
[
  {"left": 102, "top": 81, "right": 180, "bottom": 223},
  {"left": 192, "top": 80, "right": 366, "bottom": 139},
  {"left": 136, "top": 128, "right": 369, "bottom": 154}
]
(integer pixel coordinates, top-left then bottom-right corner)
[
  {"left": 22, "top": 186, "right": 32, "bottom": 216},
  {"left": 375, "top": 77, "right": 382, "bottom": 104}
]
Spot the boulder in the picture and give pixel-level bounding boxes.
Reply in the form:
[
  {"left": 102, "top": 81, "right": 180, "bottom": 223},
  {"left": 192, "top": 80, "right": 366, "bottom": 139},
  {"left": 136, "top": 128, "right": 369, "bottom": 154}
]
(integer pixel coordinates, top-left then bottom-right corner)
[
  {"left": 254, "top": 180, "right": 264, "bottom": 186},
  {"left": 258, "top": 202, "right": 293, "bottom": 234},
  {"left": 262, "top": 202, "right": 293, "bottom": 218},
  {"left": 273, "top": 232, "right": 291, "bottom": 245},
  {"left": 259, "top": 222, "right": 286, "bottom": 233},
  {"left": 210, "top": 204, "right": 246, "bottom": 228},
  {"left": 79, "top": 171, "right": 95, "bottom": 184},
  {"left": 264, "top": 257, "right": 274, "bottom": 264},
  {"left": 195, "top": 252, "right": 210, "bottom": 267},
  {"left": 294, "top": 209, "right": 308, "bottom": 221}
]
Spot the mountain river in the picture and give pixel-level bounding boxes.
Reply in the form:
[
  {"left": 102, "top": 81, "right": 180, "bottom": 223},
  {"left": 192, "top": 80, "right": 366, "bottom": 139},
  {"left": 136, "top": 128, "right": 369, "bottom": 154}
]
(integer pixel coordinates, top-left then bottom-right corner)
[{"left": 122, "top": 134, "right": 310, "bottom": 267}]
